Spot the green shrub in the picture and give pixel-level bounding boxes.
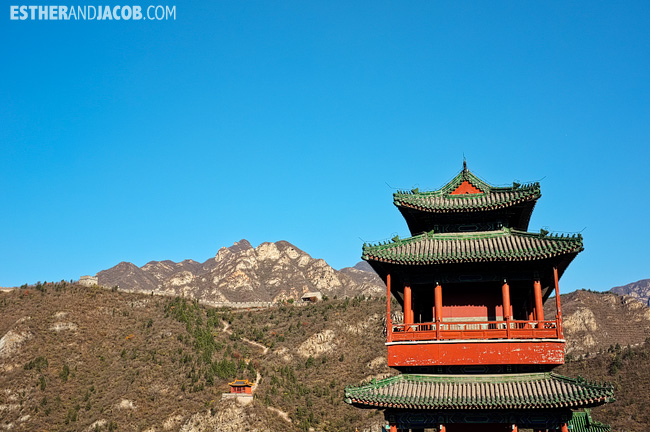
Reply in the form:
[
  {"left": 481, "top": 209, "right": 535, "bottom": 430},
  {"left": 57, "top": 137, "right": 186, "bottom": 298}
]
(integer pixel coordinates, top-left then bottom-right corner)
[
  {"left": 60, "top": 364, "right": 70, "bottom": 382},
  {"left": 24, "top": 356, "right": 48, "bottom": 372}
]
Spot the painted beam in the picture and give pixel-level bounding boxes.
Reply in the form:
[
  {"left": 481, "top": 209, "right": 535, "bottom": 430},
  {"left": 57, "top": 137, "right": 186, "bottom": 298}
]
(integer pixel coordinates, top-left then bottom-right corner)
[{"left": 386, "top": 340, "right": 565, "bottom": 366}]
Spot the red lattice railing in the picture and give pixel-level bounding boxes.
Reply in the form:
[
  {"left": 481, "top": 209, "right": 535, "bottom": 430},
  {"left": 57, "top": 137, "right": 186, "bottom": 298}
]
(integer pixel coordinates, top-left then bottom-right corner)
[{"left": 389, "top": 319, "right": 560, "bottom": 342}]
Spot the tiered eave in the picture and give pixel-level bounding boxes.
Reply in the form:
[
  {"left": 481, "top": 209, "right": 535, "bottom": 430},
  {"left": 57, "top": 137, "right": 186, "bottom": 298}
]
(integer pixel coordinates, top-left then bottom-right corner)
[
  {"left": 394, "top": 184, "right": 540, "bottom": 214},
  {"left": 345, "top": 373, "right": 614, "bottom": 410},
  {"left": 362, "top": 228, "right": 583, "bottom": 266}
]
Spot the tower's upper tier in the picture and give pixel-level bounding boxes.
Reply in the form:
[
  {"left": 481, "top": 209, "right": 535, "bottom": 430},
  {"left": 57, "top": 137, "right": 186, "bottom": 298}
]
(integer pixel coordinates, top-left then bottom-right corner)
[
  {"left": 362, "top": 227, "right": 583, "bottom": 287},
  {"left": 394, "top": 164, "right": 541, "bottom": 235}
]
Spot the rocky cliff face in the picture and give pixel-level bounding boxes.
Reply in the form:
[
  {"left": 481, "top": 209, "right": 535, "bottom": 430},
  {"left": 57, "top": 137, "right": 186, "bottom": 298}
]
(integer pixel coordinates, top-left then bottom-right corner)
[
  {"left": 97, "top": 240, "right": 384, "bottom": 303},
  {"left": 610, "top": 279, "right": 650, "bottom": 306},
  {"left": 547, "top": 290, "right": 650, "bottom": 356},
  {"left": 340, "top": 261, "right": 384, "bottom": 291}
]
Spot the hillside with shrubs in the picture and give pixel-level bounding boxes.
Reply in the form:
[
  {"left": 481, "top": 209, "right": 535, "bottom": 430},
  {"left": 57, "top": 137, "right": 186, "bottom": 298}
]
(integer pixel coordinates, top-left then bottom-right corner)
[
  {"left": 0, "top": 283, "right": 390, "bottom": 431},
  {"left": 2, "top": 282, "right": 650, "bottom": 431}
]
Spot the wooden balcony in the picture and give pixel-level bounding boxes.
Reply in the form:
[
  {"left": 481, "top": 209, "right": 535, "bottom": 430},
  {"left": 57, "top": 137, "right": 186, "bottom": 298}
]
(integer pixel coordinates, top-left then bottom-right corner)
[
  {"left": 385, "top": 318, "right": 565, "bottom": 367},
  {"left": 389, "top": 318, "right": 560, "bottom": 342},
  {"left": 380, "top": 269, "right": 567, "bottom": 367}
]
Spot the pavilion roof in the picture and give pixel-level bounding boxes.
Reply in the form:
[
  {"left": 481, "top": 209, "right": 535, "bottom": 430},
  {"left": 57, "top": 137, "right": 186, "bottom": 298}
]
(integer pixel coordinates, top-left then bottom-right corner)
[
  {"left": 344, "top": 373, "right": 614, "bottom": 410},
  {"left": 362, "top": 228, "right": 583, "bottom": 266},
  {"left": 228, "top": 379, "right": 253, "bottom": 387},
  {"left": 393, "top": 167, "right": 541, "bottom": 214}
]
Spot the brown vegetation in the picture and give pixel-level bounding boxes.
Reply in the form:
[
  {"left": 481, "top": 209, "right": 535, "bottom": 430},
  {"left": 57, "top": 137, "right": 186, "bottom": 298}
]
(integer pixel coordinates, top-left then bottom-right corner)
[
  {"left": 557, "top": 339, "right": 650, "bottom": 432},
  {"left": 3, "top": 283, "right": 649, "bottom": 431},
  {"left": 0, "top": 283, "right": 389, "bottom": 431}
]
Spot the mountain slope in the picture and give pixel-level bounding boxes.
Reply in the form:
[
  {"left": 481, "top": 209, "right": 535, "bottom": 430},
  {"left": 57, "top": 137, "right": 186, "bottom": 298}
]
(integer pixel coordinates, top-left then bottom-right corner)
[
  {"left": 610, "top": 279, "right": 650, "bottom": 306},
  {"left": 0, "top": 283, "right": 390, "bottom": 432},
  {"left": 557, "top": 339, "right": 650, "bottom": 432},
  {"left": 340, "top": 261, "right": 383, "bottom": 291},
  {"left": 546, "top": 290, "right": 650, "bottom": 356},
  {"left": 3, "top": 282, "right": 650, "bottom": 431}
]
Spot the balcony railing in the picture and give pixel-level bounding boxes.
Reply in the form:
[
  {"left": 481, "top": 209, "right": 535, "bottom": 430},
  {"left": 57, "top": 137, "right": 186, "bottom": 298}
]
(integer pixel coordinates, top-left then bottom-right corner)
[{"left": 389, "top": 319, "right": 560, "bottom": 342}]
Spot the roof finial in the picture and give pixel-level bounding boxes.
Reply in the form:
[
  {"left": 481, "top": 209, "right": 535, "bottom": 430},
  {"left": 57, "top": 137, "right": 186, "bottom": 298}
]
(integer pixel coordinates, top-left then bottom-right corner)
[{"left": 463, "top": 155, "right": 467, "bottom": 171}]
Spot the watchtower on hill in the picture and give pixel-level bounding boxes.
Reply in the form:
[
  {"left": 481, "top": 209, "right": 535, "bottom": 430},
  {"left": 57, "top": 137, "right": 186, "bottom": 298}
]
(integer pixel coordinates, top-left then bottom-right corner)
[{"left": 345, "top": 163, "right": 613, "bottom": 432}]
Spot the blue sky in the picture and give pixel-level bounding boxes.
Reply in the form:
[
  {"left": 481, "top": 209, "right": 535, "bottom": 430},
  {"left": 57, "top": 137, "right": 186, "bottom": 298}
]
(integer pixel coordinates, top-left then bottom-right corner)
[{"left": 2, "top": 1, "right": 649, "bottom": 292}]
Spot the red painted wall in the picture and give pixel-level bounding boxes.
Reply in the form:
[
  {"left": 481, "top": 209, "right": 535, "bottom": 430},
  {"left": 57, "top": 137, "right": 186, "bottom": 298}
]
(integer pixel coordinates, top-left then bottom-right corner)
[
  {"left": 412, "top": 285, "right": 504, "bottom": 322},
  {"left": 230, "top": 386, "right": 252, "bottom": 394},
  {"left": 442, "top": 286, "right": 503, "bottom": 320}
]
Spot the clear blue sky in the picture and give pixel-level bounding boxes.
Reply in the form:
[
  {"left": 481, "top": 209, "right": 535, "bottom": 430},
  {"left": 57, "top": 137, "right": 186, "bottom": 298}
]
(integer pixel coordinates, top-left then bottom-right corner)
[{"left": 2, "top": 1, "right": 649, "bottom": 292}]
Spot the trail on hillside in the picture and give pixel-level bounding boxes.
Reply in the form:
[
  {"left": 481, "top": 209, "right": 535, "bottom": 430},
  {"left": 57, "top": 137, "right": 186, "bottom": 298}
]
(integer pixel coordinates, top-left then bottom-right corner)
[
  {"left": 220, "top": 320, "right": 269, "bottom": 354},
  {"left": 266, "top": 406, "right": 292, "bottom": 423}
]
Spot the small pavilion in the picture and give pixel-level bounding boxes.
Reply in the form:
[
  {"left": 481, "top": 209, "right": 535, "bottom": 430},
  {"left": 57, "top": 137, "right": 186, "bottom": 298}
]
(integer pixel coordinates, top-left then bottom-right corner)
[{"left": 228, "top": 379, "right": 253, "bottom": 395}]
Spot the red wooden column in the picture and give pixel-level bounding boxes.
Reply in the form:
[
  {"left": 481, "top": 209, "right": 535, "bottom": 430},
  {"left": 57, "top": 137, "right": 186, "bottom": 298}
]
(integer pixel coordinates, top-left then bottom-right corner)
[
  {"left": 404, "top": 284, "right": 413, "bottom": 326},
  {"left": 554, "top": 267, "right": 564, "bottom": 339},
  {"left": 389, "top": 424, "right": 397, "bottom": 432},
  {"left": 434, "top": 282, "right": 442, "bottom": 339},
  {"left": 534, "top": 279, "right": 544, "bottom": 321},
  {"left": 502, "top": 280, "right": 512, "bottom": 338},
  {"left": 560, "top": 423, "right": 569, "bottom": 432},
  {"left": 512, "top": 424, "right": 519, "bottom": 432},
  {"left": 386, "top": 274, "right": 392, "bottom": 342},
  {"left": 502, "top": 280, "right": 512, "bottom": 319},
  {"left": 528, "top": 287, "right": 536, "bottom": 321},
  {"left": 438, "top": 424, "right": 446, "bottom": 432}
]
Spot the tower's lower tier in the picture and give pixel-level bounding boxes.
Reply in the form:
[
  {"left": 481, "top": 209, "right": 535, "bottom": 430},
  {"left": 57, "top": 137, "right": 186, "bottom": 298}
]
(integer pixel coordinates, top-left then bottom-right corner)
[
  {"left": 344, "top": 372, "right": 614, "bottom": 431},
  {"left": 386, "top": 339, "right": 565, "bottom": 366}
]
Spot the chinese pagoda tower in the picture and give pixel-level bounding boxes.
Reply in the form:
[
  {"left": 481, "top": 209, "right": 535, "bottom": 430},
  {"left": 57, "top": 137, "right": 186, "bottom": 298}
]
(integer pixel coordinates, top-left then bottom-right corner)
[{"left": 345, "top": 163, "right": 613, "bottom": 432}]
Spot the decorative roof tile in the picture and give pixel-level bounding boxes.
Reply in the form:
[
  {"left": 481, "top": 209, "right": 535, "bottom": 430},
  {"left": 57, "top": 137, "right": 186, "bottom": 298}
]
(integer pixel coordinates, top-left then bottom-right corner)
[
  {"left": 568, "top": 410, "right": 611, "bottom": 432},
  {"left": 345, "top": 373, "right": 614, "bottom": 410},
  {"left": 362, "top": 228, "right": 583, "bottom": 265}
]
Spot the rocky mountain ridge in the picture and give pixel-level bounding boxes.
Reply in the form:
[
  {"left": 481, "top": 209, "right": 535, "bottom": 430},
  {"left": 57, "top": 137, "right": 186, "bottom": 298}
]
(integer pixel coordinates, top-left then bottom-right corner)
[
  {"left": 97, "top": 240, "right": 384, "bottom": 303},
  {"left": 610, "top": 278, "right": 650, "bottom": 306}
]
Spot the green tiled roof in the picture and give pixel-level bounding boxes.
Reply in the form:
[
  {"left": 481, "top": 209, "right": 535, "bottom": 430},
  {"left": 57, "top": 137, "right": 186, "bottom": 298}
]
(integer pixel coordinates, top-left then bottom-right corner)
[
  {"left": 345, "top": 373, "right": 614, "bottom": 410},
  {"left": 393, "top": 167, "right": 541, "bottom": 213},
  {"left": 229, "top": 379, "right": 253, "bottom": 386},
  {"left": 568, "top": 410, "right": 611, "bottom": 432},
  {"left": 362, "top": 228, "right": 583, "bottom": 265}
]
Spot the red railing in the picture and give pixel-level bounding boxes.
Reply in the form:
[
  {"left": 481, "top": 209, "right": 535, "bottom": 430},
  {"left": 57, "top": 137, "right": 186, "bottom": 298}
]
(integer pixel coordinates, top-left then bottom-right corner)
[{"left": 389, "top": 319, "right": 560, "bottom": 342}]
